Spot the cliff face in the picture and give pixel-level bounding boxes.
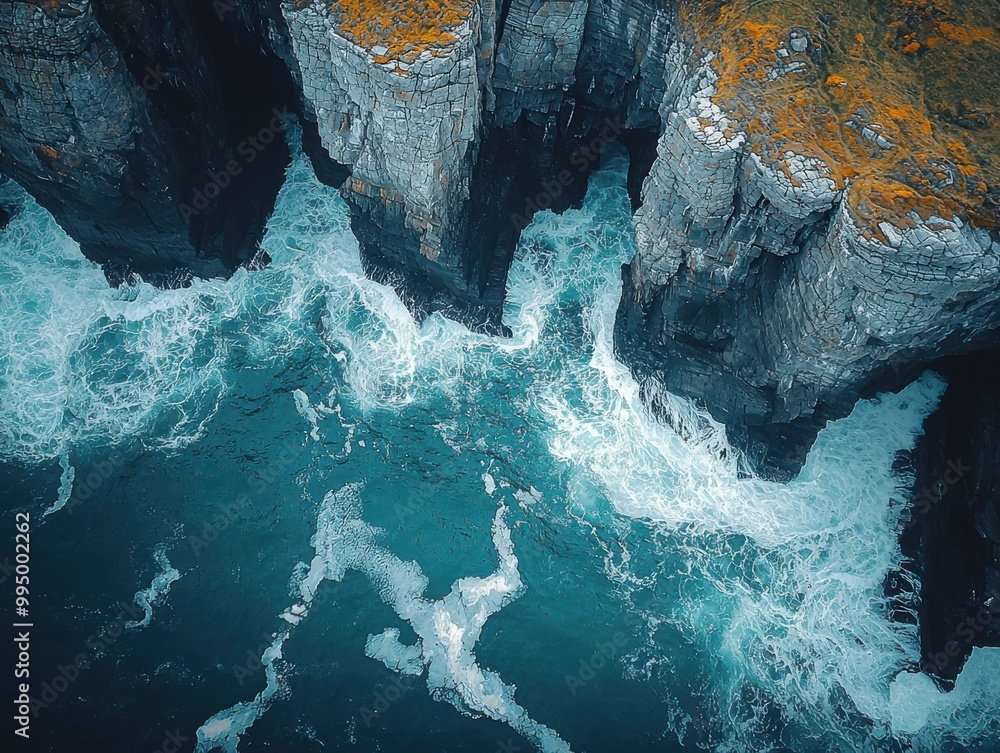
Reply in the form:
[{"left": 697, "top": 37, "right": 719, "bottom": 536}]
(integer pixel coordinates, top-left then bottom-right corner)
[
  {"left": 277, "top": 0, "right": 669, "bottom": 330},
  {"left": 0, "top": 0, "right": 296, "bottom": 283},
  {"left": 616, "top": 1, "right": 1000, "bottom": 477},
  {"left": 3, "top": 2, "right": 998, "bottom": 419},
  {"left": 901, "top": 351, "right": 1000, "bottom": 688}
]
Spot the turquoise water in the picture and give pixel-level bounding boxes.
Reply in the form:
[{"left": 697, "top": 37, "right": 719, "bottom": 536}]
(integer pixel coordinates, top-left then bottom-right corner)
[{"left": 2, "top": 133, "right": 1000, "bottom": 752}]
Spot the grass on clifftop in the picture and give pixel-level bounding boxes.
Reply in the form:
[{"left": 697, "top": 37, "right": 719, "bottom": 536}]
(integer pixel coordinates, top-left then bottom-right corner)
[{"left": 686, "top": 0, "right": 1000, "bottom": 239}]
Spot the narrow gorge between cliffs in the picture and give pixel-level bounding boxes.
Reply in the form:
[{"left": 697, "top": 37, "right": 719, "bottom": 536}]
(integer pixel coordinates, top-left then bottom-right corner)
[
  {"left": 3, "top": 0, "right": 1000, "bottom": 750},
  {"left": 3, "top": 136, "right": 1000, "bottom": 752}
]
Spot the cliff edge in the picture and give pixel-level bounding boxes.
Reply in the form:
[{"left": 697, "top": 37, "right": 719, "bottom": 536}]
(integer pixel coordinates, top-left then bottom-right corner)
[{"left": 617, "top": 0, "right": 1000, "bottom": 477}]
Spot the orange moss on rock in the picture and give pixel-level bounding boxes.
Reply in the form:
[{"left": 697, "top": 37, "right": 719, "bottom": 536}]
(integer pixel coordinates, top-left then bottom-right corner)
[
  {"left": 686, "top": 0, "right": 1000, "bottom": 235},
  {"left": 331, "top": 0, "right": 474, "bottom": 60}
]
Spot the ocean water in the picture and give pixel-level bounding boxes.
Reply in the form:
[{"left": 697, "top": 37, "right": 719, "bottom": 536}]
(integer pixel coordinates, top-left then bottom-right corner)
[{"left": 3, "top": 132, "right": 999, "bottom": 753}]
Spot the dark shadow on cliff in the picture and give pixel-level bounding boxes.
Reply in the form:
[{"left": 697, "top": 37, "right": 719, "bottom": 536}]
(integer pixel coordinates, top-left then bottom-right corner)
[
  {"left": 348, "top": 95, "right": 658, "bottom": 336},
  {"left": 89, "top": 0, "right": 303, "bottom": 282},
  {"left": 894, "top": 350, "right": 1000, "bottom": 689}
]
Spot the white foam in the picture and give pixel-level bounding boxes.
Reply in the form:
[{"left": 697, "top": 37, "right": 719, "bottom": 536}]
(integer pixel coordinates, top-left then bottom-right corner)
[
  {"left": 486, "top": 148, "right": 999, "bottom": 750},
  {"left": 195, "top": 630, "right": 289, "bottom": 753},
  {"left": 888, "top": 647, "right": 1000, "bottom": 746},
  {"left": 366, "top": 628, "right": 425, "bottom": 676},
  {"left": 0, "top": 126, "right": 365, "bottom": 462},
  {"left": 44, "top": 446, "right": 76, "bottom": 515},
  {"left": 6, "top": 120, "right": 999, "bottom": 752},
  {"left": 126, "top": 545, "right": 181, "bottom": 630},
  {"left": 293, "top": 389, "right": 321, "bottom": 441},
  {"left": 483, "top": 472, "right": 496, "bottom": 496}
]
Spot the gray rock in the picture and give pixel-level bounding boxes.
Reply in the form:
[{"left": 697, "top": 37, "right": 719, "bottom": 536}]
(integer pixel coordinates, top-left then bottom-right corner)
[
  {"left": 618, "top": 38, "right": 1000, "bottom": 478},
  {"left": 0, "top": 0, "right": 295, "bottom": 282}
]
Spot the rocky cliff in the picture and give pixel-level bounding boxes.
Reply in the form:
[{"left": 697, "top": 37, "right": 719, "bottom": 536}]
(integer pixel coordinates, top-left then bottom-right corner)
[
  {"left": 0, "top": 0, "right": 297, "bottom": 283},
  {"left": 3, "top": 0, "right": 1000, "bottom": 687},
  {"left": 3, "top": 2, "right": 998, "bottom": 436},
  {"left": 276, "top": 0, "right": 672, "bottom": 330},
  {"left": 617, "top": 0, "right": 1000, "bottom": 477},
  {"left": 899, "top": 350, "right": 1000, "bottom": 688}
]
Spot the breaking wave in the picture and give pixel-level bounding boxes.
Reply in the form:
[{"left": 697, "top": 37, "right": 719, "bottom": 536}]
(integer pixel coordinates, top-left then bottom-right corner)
[{"left": 3, "top": 132, "right": 1000, "bottom": 752}]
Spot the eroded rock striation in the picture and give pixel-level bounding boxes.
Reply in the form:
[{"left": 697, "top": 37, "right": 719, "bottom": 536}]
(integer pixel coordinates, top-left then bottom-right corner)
[
  {"left": 3, "top": 2, "right": 998, "bottom": 434},
  {"left": 276, "top": 0, "right": 670, "bottom": 330},
  {"left": 617, "top": 0, "right": 1000, "bottom": 477},
  {"left": 900, "top": 351, "right": 1000, "bottom": 689},
  {"left": 0, "top": 0, "right": 296, "bottom": 283}
]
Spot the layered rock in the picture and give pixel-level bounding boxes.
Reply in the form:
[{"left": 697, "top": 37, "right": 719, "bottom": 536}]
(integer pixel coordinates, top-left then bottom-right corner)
[
  {"left": 0, "top": 0, "right": 296, "bottom": 283},
  {"left": 3, "top": 0, "right": 999, "bottom": 479},
  {"left": 281, "top": 0, "right": 496, "bottom": 324},
  {"left": 0, "top": 0, "right": 668, "bottom": 319},
  {"left": 616, "top": 1, "right": 1000, "bottom": 477},
  {"left": 277, "top": 0, "right": 669, "bottom": 330}
]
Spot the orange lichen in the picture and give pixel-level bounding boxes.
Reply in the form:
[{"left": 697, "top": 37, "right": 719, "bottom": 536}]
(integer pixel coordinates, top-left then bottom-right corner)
[
  {"left": 937, "top": 22, "right": 997, "bottom": 45},
  {"left": 685, "top": 0, "right": 1000, "bottom": 235},
  {"left": 332, "top": 0, "right": 473, "bottom": 61},
  {"left": 36, "top": 144, "right": 58, "bottom": 159}
]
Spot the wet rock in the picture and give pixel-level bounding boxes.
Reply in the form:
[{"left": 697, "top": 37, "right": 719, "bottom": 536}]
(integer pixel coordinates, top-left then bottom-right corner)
[
  {"left": 0, "top": 0, "right": 296, "bottom": 282},
  {"left": 617, "top": 40, "right": 1000, "bottom": 479},
  {"left": 901, "top": 350, "right": 1000, "bottom": 689},
  {"left": 279, "top": 0, "right": 669, "bottom": 330}
]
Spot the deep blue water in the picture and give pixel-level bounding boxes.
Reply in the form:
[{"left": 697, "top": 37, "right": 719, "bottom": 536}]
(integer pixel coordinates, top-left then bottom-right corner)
[{"left": 2, "top": 133, "right": 999, "bottom": 752}]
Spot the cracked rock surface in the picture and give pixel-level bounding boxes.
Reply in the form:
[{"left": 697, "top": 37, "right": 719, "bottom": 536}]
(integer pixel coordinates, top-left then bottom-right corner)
[
  {"left": 617, "top": 11, "right": 1000, "bottom": 477},
  {"left": 0, "top": 0, "right": 296, "bottom": 282}
]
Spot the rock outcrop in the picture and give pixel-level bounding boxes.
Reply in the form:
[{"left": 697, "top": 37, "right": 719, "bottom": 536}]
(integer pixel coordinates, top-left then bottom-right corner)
[
  {"left": 276, "top": 0, "right": 668, "bottom": 330},
  {"left": 616, "top": 1, "right": 1000, "bottom": 478},
  {"left": 0, "top": 0, "right": 297, "bottom": 283},
  {"left": 3, "top": 2, "right": 997, "bottom": 433}
]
